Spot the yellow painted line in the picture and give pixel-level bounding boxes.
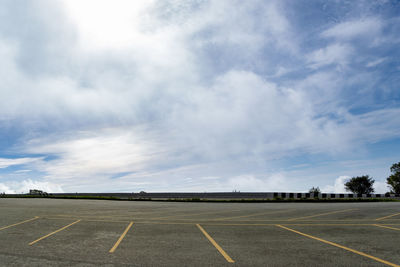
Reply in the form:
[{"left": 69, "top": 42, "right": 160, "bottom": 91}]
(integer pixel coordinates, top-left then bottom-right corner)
[
  {"left": 284, "top": 223, "right": 400, "bottom": 226},
  {"left": 287, "top": 209, "right": 355, "bottom": 221},
  {"left": 119, "top": 221, "right": 400, "bottom": 227},
  {"left": 220, "top": 218, "right": 378, "bottom": 222},
  {"left": 42, "top": 217, "right": 400, "bottom": 227},
  {"left": 196, "top": 224, "right": 234, "bottom": 263},
  {"left": 279, "top": 219, "right": 400, "bottom": 222},
  {"left": 139, "top": 210, "right": 188, "bottom": 219},
  {"left": 276, "top": 224, "right": 400, "bottom": 267},
  {"left": 51, "top": 210, "right": 174, "bottom": 219},
  {"left": 52, "top": 214, "right": 137, "bottom": 219},
  {"left": 232, "top": 219, "right": 373, "bottom": 222},
  {"left": 375, "top": 212, "right": 400, "bottom": 221},
  {"left": 373, "top": 224, "right": 400, "bottom": 231},
  {"left": 29, "top": 219, "right": 81, "bottom": 245},
  {"left": 202, "top": 223, "right": 275, "bottom": 226},
  {"left": 278, "top": 224, "right": 352, "bottom": 227},
  {"left": 109, "top": 222, "right": 134, "bottom": 253},
  {"left": 152, "top": 210, "right": 241, "bottom": 220},
  {"left": 213, "top": 209, "right": 292, "bottom": 221},
  {"left": 168, "top": 218, "right": 400, "bottom": 222},
  {"left": 201, "top": 223, "right": 400, "bottom": 227},
  {"left": 44, "top": 217, "right": 131, "bottom": 223},
  {"left": 203, "top": 223, "right": 375, "bottom": 226},
  {"left": 134, "top": 222, "right": 400, "bottom": 227},
  {"left": 44, "top": 217, "right": 197, "bottom": 225},
  {"left": 43, "top": 215, "right": 400, "bottom": 223},
  {"left": 52, "top": 214, "right": 127, "bottom": 219},
  {"left": 0, "top": 216, "right": 39, "bottom": 231}
]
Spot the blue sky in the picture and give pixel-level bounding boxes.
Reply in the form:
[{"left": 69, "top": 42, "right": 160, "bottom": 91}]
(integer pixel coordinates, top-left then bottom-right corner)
[{"left": 0, "top": 0, "right": 399, "bottom": 193}]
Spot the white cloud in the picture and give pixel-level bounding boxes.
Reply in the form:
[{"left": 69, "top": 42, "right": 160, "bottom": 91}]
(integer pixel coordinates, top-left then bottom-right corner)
[
  {"left": 321, "top": 17, "right": 383, "bottom": 40},
  {"left": 14, "top": 169, "right": 32, "bottom": 173},
  {"left": 0, "top": 157, "right": 41, "bottom": 169},
  {"left": 25, "top": 127, "right": 166, "bottom": 180},
  {"left": 62, "top": 0, "right": 155, "bottom": 50},
  {"left": 307, "top": 43, "right": 353, "bottom": 69},
  {"left": 12, "top": 68, "right": 400, "bottom": 192},
  {"left": 353, "top": 108, "right": 400, "bottom": 142},
  {"left": 166, "top": 0, "right": 295, "bottom": 53},
  {"left": 117, "top": 170, "right": 290, "bottom": 193},
  {"left": 0, "top": 183, "right": 14, "bottom": 194},
  {"left": 0, "top": 179, "right": 64, "bottom": 194},
  {"left": 321, "top": 176, "right": 348, "bottom": 193},
  {"left": 227, "top": 174, "right": 289, "bottom": 192},
  {"left": 0, "top": 1, "right": 399, "bottom": 193},
  {"left": 374, "top": 180, "right": 390, "bottom": 194},
  {"left": 366, "top": 57, "right": 387, "bottom": 67}
]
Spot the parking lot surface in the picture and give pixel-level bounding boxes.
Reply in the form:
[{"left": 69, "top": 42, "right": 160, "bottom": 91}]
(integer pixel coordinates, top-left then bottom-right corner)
[{"left": 1, "top": 199, "right": 400, "bottom": 266}]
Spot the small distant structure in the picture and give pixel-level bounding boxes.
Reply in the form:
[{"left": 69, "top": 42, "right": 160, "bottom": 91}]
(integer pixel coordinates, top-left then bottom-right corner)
[
  {"left": 29, "top": 189, "right": 43, "bottom": 195},
  {"left": 29, "top": 189, "right": 48, "bottom": 196}
]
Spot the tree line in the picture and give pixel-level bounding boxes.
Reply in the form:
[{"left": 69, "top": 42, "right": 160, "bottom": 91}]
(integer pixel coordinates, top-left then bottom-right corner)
[{"left": 309, "top": 162, "right": 400, "bottom": 195}]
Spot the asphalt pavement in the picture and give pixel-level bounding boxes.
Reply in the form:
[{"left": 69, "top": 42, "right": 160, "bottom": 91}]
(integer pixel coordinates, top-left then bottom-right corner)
[{"left": 1, "top": 198, "right": 399, "bottom": 266}]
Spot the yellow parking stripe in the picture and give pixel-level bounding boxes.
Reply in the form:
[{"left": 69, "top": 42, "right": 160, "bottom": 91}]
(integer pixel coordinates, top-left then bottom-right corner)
[
  {"left": 42, "top": 217, "right": 400, "bottom": 226},
  {"left": 51, "top": 210, "right": 176, "bottom": 220},
  {"left": 196, "top": 224, "right": 234, "bottom": 263},
  {"left": 152, "top": 210, "right": 240, "bottom": 220},
  {"left": 276, "top": 224, "right": 400, "bottom": 267},
  {"left": 213, "top": 209, "right": 292, "bottom": 221},
  {"left": 375, "top": 212, "right": 400, "bottom": 221},
  {"left": 203, "top": 223, "right": 379, "bottom": 226},
  {"left": 287, "top": 209, "right": 355, "bottom": 221},
  {"left": 109, "top": 222, "right": 133, "bottom": 253},
  {"left": 42, "top": 215, "right": 400, "bottom": 223},
  {"left": 140, "top": 210, "right": 191, "bottom": 219},
  {"left": 29, "top": 220, "right": 81, "bottom": 245},
  {"left": 373, "top": 224, "right": 400, "bottom": 231},
  {"left": 0, "top": 216, "right": 39, "bottom": 231}
]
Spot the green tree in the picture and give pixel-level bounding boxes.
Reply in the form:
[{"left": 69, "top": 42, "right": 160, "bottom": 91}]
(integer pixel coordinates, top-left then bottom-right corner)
[
  {"left": 309, "top": 187, "right": 321, "bottom": 194},
  {"left": 387, "top": 162, "right": 400, "bottom": 194},
  {"left": 345, "top": 175, "right": 375, "bottom": 194}
]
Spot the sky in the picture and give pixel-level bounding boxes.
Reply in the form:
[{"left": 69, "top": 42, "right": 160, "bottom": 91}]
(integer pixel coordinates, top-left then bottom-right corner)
[{"left": 0, "top": 0, "right": 399, "bottom": 194}]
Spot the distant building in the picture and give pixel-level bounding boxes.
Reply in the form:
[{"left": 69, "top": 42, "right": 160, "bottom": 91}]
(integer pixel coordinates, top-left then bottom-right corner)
[{"left": 29, "top": 189, "right": 45, "bottom": 195}]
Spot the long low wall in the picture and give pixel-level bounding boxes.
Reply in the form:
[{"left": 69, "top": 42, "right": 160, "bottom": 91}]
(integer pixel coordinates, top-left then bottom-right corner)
[{"left": 16, "top": 192, "right": 399, "bottom": 199}]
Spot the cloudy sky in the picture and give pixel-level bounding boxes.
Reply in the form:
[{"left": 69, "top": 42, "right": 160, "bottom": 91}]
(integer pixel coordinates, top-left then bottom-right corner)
[{"left": 0, "top": 0, "right": 399, "bottom": 194}]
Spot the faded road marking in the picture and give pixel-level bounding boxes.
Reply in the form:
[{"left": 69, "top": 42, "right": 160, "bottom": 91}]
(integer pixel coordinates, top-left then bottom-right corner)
[
  {"left": 109, "top": 221, "right": 134, "bottom": 253},
  {"left": 0, "top": 216, "right": 39, "bottom": 231},
  {"left": 29, "top": 219, "right": 81, "bottom": 245},
  {"left": 287, "top": 209, "right": 355, "bottom": 221},
  {"left": 276, "top": 224, "right": 400, "bottom": 267},
  {"left": 152, "top": 210, "right": 240, "bottom": 220},
  {"left": 213, "top": 209, "right": 292, "bottom": 221},
  {"left": 373, "top": 224, "right": 400, "bottom": 232},
  {"left": 375, "top": 212, "right": 400, "bottom": 221},
  {"left": 196, "top": 224, "right": 234, "bottom": 263}
]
